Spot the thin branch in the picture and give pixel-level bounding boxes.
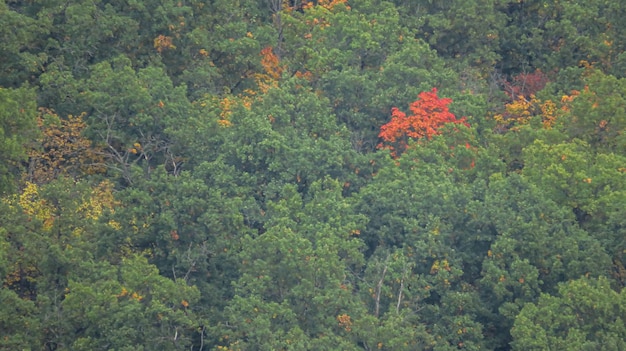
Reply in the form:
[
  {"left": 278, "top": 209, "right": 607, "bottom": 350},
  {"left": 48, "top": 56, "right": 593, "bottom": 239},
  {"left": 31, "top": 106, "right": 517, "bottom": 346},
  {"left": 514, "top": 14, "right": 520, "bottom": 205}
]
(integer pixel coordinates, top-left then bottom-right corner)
[
  {"left": 396, "top": 263, "right": 408, "bottom": 314},
  {"left": 198, "top": 325, "right": 206, "bottom": 351},
  {"left": 375, "top": 255, "right": 390, "bottom": 318}
]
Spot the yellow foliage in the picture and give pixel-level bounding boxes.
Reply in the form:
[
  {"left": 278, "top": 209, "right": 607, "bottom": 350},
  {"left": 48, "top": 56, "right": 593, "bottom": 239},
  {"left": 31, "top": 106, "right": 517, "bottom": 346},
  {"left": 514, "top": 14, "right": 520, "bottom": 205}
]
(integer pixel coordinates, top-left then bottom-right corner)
[
  {"left": 77, "top": 180, "right": 119, "bottom": 220},
  {"left": 217, "top": 119, "right": 232, "bottom": 127},
  {"left": 540, "top": 99, "right": 558, "bottom": 129},
  {"left": 430, "top": 260, "right": 440, "bottom": 274},
  {"left": 115, "top": 287, "right": 143, "bottom": 301},
  {"left": 117, "top": 287, "right": 129, "bottom": 297},
  {"left": 495, "top": 95, "right": 562, "bottom": 131},
  {"left": 12, "top": 179, "right": 119, "bottom": 233},
  {"left": 27, "top": 109, "right": 105, "bottom": 184},
  {"left": 217, "top": 97, "right": 235, "bottom": 127},
  {"left": 131, "top": 292, "right": 143, "bottom": 301},
  {"left": 18, "top": 182, "right": 55, "bottom": 230},
  {"left": 214, "top": 95, "right": 253, "bottom": 127},
  {"left": 441, "top": 259, "right": 451, "bottom": 271},
  {"left": 254, "top": 72, "right": 280, "bottom": 94},
  {"left": 72, "top": 227, "right": 83, "bottom": 237}
]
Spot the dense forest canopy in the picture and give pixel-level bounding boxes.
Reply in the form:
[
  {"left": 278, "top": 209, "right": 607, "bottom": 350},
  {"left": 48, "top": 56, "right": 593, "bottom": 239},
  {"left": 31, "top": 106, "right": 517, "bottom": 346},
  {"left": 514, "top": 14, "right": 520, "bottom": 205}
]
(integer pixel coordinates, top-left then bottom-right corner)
[{"left": 1, "top": 0, "right": 626, "bottom": 350}]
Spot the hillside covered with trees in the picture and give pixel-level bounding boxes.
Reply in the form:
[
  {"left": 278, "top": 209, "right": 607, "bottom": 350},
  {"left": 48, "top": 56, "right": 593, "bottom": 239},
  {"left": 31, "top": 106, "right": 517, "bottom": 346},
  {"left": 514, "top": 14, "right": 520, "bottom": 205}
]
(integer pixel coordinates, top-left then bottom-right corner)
[{"left": 2, "top": 0, "right": 626, "bottom": 350}]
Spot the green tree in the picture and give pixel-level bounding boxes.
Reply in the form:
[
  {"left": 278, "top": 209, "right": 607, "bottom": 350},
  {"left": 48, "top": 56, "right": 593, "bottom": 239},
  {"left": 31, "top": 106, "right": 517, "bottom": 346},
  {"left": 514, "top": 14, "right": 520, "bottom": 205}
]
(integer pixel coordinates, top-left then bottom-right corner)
[
  {"left": 108, "top": 165, "right": 248, "bottom": 341},
  {"left": 0, "top": 206, "right": 40, "bottom": 350},
  {"left": 562, "top": 71, "right": 626, "bottom": 152},
  {"left": 60, "top": 57, "right": 194, "bottom": 184},
  {"left": 522, "top": 139, "right": 626, "bottom": 229},
  {"left": 499, "top": 0, "right": 626, "bottom": 77},
  {"left": 0, "top": 1, "right": 49, "bottom": 87},
  {"left": 218, "top": 179, "right": 367, "bottom": 350},
  {"left": 478, "top": 173, "right": 610, "bottom": 348},
  {"left": 1, "top": 177, "right": 119, "bottom": 348},
  {"left": 511, "top": 276, "right": 626, "bottom": 351},
  {"left": 0, "top": 86, "right": 37, "bottom": 194},
  {"left": 62, "top": 255, "right": 200, "bottom": 351},
  {"left": 406, "top": 0, "right": 506, "bottom": 70}
]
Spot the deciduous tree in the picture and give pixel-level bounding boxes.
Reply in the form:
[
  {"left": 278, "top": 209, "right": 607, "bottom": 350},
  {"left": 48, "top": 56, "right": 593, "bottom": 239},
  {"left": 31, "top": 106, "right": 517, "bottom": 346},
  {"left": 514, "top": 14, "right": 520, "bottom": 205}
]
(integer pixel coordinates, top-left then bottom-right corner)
[{"left": 378, "top": 88, "right": 468, "bottom": 156}]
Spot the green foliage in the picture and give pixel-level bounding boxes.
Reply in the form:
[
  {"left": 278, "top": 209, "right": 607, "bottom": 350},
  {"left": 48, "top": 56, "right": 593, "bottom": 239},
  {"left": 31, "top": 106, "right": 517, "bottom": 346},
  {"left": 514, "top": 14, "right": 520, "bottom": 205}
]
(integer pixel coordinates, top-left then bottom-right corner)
[
  {"left": 0, "top": 1, "right": 49, "bottom": 87},
  {"left": 3, "top": 0, "right": 626, "bottom": 349},
  {"left": 48, "top": 57, "right": 195, "bottom": 184},
  {"left": 63, "top": 255, "right": 200, "bottom": 351},
  {"left": 563, "top": 71, "right": 626, "bottom": 151},
  {"left": 511, "top": 277, "right": 626, "bottom": 351},
  {"left": 411, "top": 0, "right": 506, "bottom": 70},
  {"left": 0, "top": 86, "right": 37, "bottom": 193},
  {"left": 219, "top": 179, "right": 366, "bottom": 349},
  {"left": 0, "top": 215, "right": 40, "bottom": 350},
  {"left": 522, "top": 139, "right": 626, "bottom": 226}
]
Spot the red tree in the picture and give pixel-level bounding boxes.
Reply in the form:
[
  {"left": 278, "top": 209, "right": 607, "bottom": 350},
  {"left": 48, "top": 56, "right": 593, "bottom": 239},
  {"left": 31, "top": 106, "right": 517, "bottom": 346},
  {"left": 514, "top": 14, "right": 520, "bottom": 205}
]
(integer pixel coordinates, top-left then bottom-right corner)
[
  {"left": 378, "top": 88, "right": 468, "bottom": 157},
  {"left": 503, "top": 69, "right": 549, "bottom": 100}
]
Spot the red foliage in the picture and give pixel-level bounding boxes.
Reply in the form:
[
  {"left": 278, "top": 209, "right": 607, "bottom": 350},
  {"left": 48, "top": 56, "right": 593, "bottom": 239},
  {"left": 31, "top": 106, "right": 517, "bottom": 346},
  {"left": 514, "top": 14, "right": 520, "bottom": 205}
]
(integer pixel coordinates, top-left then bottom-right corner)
[
  {"left": 503, "top": 69, "right": 549, "bottom": 100},
  {"left": 378, "top": 88, "right": 468, "bottom": 157}
]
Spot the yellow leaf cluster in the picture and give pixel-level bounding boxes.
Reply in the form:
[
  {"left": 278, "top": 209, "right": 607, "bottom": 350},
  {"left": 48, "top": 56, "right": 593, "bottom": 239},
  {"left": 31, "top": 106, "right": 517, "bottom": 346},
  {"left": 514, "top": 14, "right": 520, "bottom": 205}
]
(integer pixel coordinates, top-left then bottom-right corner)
[
  {"left": 560, "top": 89, "right": 580, "bottom": 112},
  {"left": 494, "top": 95, "right": 561, "bottom": 130},
  {"left": 540, "top": 99, "right": 558, "bottom": 129},
  {"left": 18, "top": 182, "right": 55, "bottom": 230},
  {"left": 117, "top": 287, "right": 129, "bottom": 297},
  {"left": 27, "top": 109, "right": 105, "bottom": 184},
  {"left": 77, "top": 180, "right": 119, "bottom": 220},
  {"left": 217, "top": 97, "right": 235, "bottom": 127},
  {"left": 430, "top": 259, "right": 451, "bottom": 274},
  {"left": 10, "top": 178, "right": 119, "bottom": 234},
  {"left": 213, "top": 94, "right": 254, "bottom": 127},
  {"left": 115, "top": 287, "right": 143, "bottom": 301}
]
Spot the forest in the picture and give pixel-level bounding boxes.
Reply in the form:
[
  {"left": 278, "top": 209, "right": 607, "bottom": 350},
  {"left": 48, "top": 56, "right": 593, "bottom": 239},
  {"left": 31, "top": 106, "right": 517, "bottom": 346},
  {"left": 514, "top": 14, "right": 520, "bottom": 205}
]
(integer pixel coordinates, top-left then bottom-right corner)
[{"left": 1, "top": 0, "right": 626, "bottom": 350}]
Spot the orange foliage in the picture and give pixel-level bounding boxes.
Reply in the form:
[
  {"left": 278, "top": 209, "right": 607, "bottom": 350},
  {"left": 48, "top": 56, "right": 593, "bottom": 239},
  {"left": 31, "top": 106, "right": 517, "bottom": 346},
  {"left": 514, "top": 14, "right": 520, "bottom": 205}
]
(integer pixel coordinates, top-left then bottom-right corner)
[
  {"left": 153, "top": 35, "right": 176, "bottom": 53},
  {"left": 260, "top": 46, "right": 283, "bottom": 80},
  {"left": 302, "top": 0, "right": 349, "bottom": 11},
  {"left": 560, "top": 89, "right": 581, "bottom": 110},
  {"left": 337, "top": 313, "right": 352, "bottom": 332},
  {"left": 252, "top": 46, "right": 285, "bottom": 94},
  {"left": 378, "top": 88, "right": 468, "bottom": 157},
  {"left": 218, "top": 97, "right": 235, "bottom": 127}
]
